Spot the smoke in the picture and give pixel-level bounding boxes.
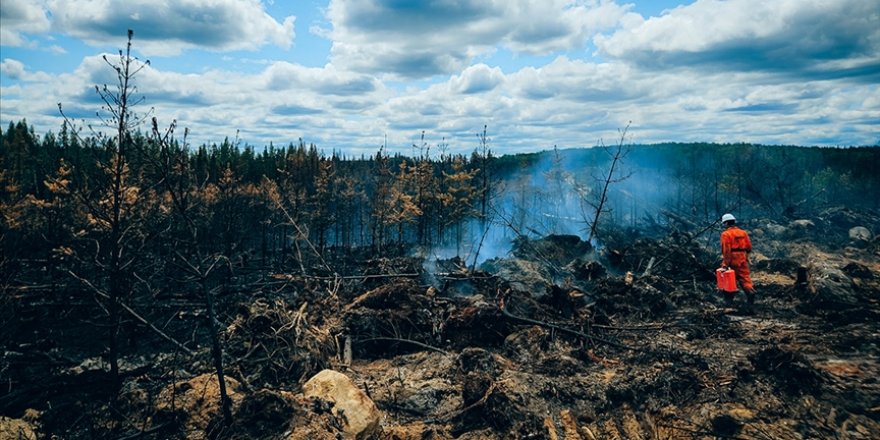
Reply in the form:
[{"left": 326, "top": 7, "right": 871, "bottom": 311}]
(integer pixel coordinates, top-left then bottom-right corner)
[
  {"left": 420, "top": 218, "right": 517, "bottom": 267},
  {"left": 420, "top": 145, "right": 682, "bottom": 276}
]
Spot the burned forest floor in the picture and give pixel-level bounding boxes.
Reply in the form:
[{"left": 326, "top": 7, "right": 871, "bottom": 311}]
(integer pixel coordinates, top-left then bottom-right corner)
[{"left": 3, "top": 207, "right": 880, "bottom": 439}]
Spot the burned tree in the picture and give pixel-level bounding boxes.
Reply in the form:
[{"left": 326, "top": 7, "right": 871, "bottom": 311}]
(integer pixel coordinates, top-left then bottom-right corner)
[
  {"left": 584, "top": 123, "right": 632, "bottom": 243},
  {"left": 369, "top": 147, "right": 395, "bottom": 254},
  {"left": 58, "top": 29, "right": 152, "bottom": 382},
  {"left": 148, "top": 121, "right": 236, "bottom": 424},
  {"left": 439, "top": 156, "right": 479, "bottom": 256},
  {"left": 474, "top": 125, "right": 493, "bottom": 225}
]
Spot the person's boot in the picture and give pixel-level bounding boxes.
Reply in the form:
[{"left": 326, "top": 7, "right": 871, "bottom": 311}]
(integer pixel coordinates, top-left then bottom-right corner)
[
  {"left": 743, "top": 290, "right": 756, "bottom": 314},
  {"left": 724, "top": 292, "right": 735, "bottom": 308}
]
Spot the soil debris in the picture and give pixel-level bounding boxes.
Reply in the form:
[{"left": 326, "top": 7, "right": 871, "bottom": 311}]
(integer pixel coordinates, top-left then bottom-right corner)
[{"left": 3, "top": 206, "right": 879, "bottom": 439}]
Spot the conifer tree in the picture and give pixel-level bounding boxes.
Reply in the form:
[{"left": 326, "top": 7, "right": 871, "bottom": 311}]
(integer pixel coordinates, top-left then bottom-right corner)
[
  {"left": 58, "top": 30, "right": 152, "bottom": 381},
  {"left": 439, "top": 155, "right": 478, "bottom": 255}
]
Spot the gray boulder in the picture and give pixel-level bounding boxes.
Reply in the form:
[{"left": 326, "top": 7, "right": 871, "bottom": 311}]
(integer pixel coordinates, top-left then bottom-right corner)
[{"left": 848, "top": 226, "right": 872, "bottom": 242}]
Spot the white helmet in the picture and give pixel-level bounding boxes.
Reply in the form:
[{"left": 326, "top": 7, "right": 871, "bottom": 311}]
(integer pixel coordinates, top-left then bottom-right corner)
[{"left": 721, "top": 213, "right": 736, "bottom": 223}]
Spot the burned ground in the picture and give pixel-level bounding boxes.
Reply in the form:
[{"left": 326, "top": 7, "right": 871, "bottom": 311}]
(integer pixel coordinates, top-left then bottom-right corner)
[{"left": 2, "top": 209, "right": 880, "bottom": 439}]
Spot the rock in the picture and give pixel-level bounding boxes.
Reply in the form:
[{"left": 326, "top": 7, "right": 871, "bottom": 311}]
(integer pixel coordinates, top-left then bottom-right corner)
[
  {"left": 790, "top": 219, "right": 814, "bottom": 227},
  {"left": 848, "top": 226, "right": 872, "bottom": 242},
  {"left": 809, "top": 265, "right": 857, "bottom": 305},
  {"left": 784, "top": 219, "right": 816, "bottom": 239},
  {"left": 302, "top": 369, "right": 381, "bottom": 440},
  {"left": 764, "top": 222, "right": 787, "bottom": 236},
  {"left": 819, "top": 206, "right": 870, "bottom": 230},
  {"left": 512, "top": 234, "right": 592, "bottom": 267},
  {"left": 480, "top": 258, "right": 552, "bottom": 296},
  {"left": 395, "top": 377, "right": 457, "bottom": 415},
  {"left": 788, "top": 219, "right": 815, "bottom": 230},
  {"left": 842, "top": 262, "right": 874, "bottom": 280}
]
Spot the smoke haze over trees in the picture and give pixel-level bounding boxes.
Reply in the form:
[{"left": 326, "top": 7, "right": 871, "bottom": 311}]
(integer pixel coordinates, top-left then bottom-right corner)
[{"left": 3, "top": 118, "right": 879, "bottom": 270}]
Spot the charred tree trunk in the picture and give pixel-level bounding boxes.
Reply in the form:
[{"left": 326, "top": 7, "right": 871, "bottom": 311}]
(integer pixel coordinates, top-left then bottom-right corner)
[
  {"left": 587, "top": 124, "right": 631, "bottom": 243},
  {"left": 202, "top": 275, "right": 233, "bottom": 425}
]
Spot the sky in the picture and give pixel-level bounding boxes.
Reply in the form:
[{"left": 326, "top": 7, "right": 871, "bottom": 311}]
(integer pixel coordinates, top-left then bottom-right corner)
[{"left": 1, "top": 0, "right": 878, "bottom": 156}]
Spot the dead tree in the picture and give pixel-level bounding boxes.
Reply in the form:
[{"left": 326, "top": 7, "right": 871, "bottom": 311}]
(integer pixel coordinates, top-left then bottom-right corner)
[
  {"left": 149, "top": 120, "right": 234, "bottom": 425},
  {"left": 585, "top": 123, "right": 632, "bottom": 243},
  {"left": 59, "top": 29, "right": 151, "bottom": 382},
  {"left": 475, "top": 125, "right": 492, "bottom": 224}
]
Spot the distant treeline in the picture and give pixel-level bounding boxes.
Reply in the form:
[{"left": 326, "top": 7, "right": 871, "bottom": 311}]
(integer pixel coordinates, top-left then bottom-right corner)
[
  {"left": 497, "top": 142, "right": 880, "bottom": 229},
  {"left": 2, "top": 118, "right": 878, "bottom": 269}
]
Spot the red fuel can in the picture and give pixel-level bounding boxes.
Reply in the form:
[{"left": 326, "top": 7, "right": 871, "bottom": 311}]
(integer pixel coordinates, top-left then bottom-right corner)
[{"left": 716, "top": 268, "right": 737, "bottom": 292}]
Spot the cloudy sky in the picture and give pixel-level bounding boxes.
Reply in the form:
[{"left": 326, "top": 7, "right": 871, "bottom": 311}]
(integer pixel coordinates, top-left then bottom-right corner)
[{"left": 1, "top": 0, "right": 878, "bottom": 155}]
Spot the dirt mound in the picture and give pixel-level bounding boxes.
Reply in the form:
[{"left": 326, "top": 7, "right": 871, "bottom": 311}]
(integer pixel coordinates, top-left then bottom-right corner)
[
  {"left": 0, "top": 414, "right": 39, "bottom": 440},
  {"left": 443, "top": 294, "right": 514, "bottom": 350},
  {"left": 343, "top": 279, "right": 448, "bottom": 357},
  {"left": 591, "top": 276, "right": 671, "bottom": 320},
  {"left": 480, "top": 257, "right": 552, "bottom": 296},
  {"left": 512, "top": 234, "right": 593, "bottom": 267},
  {"left": 154, "top": 373, "right": 244, "bottom": 439},
  {"left": 223, "top": 390, "right": 296, "bottom": 440},
  {"left": 225, "top": 298, "right": 335, "bottom": 387},
  {"left": 605, "top": 236, "right": 716, "bottom": 280}
]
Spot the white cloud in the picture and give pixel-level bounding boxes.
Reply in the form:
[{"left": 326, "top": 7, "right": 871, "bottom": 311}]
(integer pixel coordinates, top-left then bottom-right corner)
[
  {"left": 325, "top": 0, "right": 632, "bottom": 78},
  {"left": 594, "top": 0, "right": 880, "bottom": 80},
  {"left": 0, "top": 58, "right": 27, "bottom": 79},
  {"left": 34, "top": 53, "right": 880, "bottom": 148},
  {"left": 5, "top": 21, "right": 879, "bottom": 158},
  {"left": 46, "top": 0, "right": 295, "bottom": 55},
  {"left": 1, "top": 57, "right": 53, "bottom": 83},
  {"left": 261, "top": 62, "right": 381, "bottom": 96},
  {"left": 0, "top": 0, "right": 51, "bottom": 47},
  {"left": 502, "top": 0, "right": 637, "bottom": 54},
  {"left": 508, "top": 56, "right": 642, "bottom": 102},
  {"left": 450, "top": 64, "right": 504, "bottom": 94}
]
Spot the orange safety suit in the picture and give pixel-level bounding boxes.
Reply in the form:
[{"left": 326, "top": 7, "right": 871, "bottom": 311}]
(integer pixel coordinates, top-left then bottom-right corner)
[{"left": 721, "top": 225, "right": 754, "bottom": 292}]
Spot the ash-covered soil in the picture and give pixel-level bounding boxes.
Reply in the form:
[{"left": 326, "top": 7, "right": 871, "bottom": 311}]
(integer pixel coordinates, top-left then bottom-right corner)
[{"left": 2, "top": 210, "right": 879, "bottom": 439}]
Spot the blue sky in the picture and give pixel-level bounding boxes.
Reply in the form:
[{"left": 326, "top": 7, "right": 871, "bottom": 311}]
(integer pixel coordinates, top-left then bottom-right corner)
[{"left": 1, "top": 0, "right": 878, "bottom": 156}]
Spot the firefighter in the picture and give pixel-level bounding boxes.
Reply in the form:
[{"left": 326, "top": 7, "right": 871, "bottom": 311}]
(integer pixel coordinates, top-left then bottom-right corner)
[{"left": 720, "top": 213, "right": 756, "bottom": 308}]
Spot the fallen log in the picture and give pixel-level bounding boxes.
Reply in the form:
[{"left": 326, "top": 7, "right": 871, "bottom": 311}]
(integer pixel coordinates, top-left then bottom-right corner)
[
  {"left": 642, "top": 257, "right": 656, "bottom": 277},
  {"left": 354, "top": 337, "right": 449, "bottom": 355},
  {"left": 276, "top": 272, "right": 420, "bottom": 281},
  {"left": 498, "top": 295, "right": 632, "bottom": 350},
  {"left": 660, "top": 209, "right": 698, "bottom": 231}
]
